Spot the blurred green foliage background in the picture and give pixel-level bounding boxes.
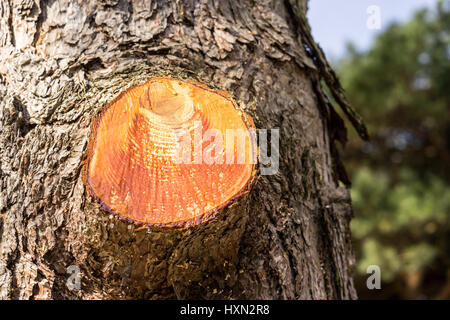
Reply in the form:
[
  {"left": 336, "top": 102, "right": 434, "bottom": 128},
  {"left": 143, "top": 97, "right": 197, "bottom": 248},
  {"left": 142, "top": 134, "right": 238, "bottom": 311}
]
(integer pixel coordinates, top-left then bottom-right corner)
[{"left": 334, "top": 0, "right": 450, "bottom": 299}]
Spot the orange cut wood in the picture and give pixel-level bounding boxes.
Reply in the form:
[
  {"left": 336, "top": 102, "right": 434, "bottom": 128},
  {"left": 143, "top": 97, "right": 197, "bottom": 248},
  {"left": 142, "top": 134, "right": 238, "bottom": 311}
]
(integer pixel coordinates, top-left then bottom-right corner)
[{"left": 85, "top": 77, "right": 256, "bottom": 227}]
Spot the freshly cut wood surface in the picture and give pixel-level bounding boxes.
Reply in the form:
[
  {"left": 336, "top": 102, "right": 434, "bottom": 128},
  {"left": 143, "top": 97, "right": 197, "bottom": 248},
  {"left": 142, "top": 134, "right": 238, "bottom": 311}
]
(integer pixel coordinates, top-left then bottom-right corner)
[{"left": 86, "top": 78, "right": 256, "bottom": 227}]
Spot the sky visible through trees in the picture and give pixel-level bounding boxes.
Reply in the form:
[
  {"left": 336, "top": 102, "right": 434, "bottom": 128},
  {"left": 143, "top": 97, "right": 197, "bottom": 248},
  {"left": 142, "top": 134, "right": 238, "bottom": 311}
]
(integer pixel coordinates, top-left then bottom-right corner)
[{"left": 310, "top": 0, "right": 450, "bottom": 299}]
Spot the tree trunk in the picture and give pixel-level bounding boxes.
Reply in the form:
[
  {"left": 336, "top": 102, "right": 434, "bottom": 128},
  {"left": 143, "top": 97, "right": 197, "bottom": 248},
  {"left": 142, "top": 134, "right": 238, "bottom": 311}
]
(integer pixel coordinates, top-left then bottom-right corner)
[{"left": 0, "top": 0, "right": 364, "bottom": 299}]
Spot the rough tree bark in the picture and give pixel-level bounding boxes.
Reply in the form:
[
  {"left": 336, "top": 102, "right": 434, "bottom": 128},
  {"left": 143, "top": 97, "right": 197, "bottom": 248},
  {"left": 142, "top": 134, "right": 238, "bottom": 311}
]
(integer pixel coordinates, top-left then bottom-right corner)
[{"left": 0, "top": 0, "right": 367, "bottom": 299}]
